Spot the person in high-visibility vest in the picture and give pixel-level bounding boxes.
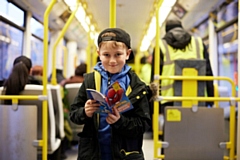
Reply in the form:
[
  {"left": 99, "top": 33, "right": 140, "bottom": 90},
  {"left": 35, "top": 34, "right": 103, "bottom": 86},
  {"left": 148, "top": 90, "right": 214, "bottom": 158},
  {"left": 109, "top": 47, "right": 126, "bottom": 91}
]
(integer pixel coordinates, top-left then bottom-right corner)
[{"left": 152, "top": 18, "right": 214, "bottom": 114}]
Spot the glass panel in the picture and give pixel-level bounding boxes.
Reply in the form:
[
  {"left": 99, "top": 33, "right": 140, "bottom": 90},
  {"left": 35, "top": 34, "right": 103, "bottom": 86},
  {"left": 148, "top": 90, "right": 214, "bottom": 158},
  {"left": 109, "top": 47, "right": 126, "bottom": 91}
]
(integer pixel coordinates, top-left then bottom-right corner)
[
  {"left": 192, "top": 20, "right": 209, "bottom": 38},
  {"left": 217, "top": 23, "right": 238, "bottom": 94},
  {"left": 31, "top": 18, "right": 44, "bottom": 39},
  {"left": 217, "top": 1, "right": 238, "bottom": 28},
  {"left": 31, "top": 36, "right": 43, "bottom": 66},
  {"left": 0, "top": 0, "right": 24, "bottom": 27},
  {"left": 0, "top": 21, "right": 23, "bottom": 80}
]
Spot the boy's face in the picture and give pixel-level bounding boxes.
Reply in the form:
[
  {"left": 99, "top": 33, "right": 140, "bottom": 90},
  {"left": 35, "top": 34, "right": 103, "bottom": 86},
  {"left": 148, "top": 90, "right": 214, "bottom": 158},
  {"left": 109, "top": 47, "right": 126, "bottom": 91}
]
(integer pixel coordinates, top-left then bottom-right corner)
[{"left": 98, "top": 41, "right": 131, "bottom": 74}]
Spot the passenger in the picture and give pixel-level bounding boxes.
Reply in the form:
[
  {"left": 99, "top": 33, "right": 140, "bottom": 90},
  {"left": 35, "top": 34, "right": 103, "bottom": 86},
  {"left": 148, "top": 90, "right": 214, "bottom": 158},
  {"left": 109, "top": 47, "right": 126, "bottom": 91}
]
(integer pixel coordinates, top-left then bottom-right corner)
[
  {"left": 139, "top": 54, "right": 152, "bottom": 85},
  {"left": 48, "top": 69, "right": 66, "bottom": 84},
  {"left": 152, "top": 18, "right": 214, "bottom": 114},
  {"left": 3, "top": 55, "right": 42, "bottom": 104},
  {"left": 70, "top": 28, "right": 152, "bottom": 160},
  {"left": 30, "top": 65, "right": 43, "bottom": 83},
  {"left": 60, "top": 63, "right": 86, "bottom": 86}
]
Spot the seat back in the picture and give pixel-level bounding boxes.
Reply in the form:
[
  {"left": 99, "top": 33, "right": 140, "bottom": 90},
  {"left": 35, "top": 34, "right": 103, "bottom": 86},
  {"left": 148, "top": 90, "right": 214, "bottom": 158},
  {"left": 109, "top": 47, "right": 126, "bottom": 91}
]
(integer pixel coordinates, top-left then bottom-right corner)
[
  {"left": 49, "top": 84, "right": 65, "bottom": 139},
  {"left": 163, "top": 107, "right": 225, "bottom": 160},
  {"left": 174, "top": 59, "right": 206, "bottom": 106},
  {"left": 0, "top": 105, "right": 37, "bottom": 160},
  {"left": 0, "top": 85, "right": 61, "bottom": 154},
  {"left": 65, "top": 83, "right": 82, "bottom": 105},
  {"left": 64, "top": 83, "right": 83, "bottom": 141}
]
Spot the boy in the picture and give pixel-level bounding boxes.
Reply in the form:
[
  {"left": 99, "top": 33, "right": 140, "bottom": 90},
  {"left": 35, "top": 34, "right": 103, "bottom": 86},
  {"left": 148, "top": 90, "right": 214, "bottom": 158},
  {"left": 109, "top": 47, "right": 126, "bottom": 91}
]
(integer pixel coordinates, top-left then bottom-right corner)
[{"left": 70, "top": 28, "right": 152, "bottom": 160}]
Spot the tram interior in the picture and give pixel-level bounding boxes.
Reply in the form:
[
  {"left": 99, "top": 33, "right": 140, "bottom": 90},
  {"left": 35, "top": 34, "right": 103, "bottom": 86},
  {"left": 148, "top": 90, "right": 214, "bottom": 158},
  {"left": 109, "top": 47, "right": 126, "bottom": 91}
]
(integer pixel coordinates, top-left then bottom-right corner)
[{"left": 0, "top": 0, "right": 239, "bottom": 160}]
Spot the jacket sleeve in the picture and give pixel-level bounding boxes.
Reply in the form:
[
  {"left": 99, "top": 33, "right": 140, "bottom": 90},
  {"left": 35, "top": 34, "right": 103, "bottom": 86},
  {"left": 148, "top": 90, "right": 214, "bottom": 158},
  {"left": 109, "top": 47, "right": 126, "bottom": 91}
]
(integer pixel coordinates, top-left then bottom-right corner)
[
  {"left": 202, "top": 43, "right": 214, "bottom": 106},
  {"left": 69, "top": 79, "right": 90, "bottom": 125}
]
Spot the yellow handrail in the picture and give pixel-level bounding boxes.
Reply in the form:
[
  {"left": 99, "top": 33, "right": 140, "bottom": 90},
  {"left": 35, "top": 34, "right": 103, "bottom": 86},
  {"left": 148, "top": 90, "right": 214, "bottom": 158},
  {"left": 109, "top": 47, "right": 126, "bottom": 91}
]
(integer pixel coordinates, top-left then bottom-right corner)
[
  {"left": 51, "top": 1, "right": 79, "bottom": 85},
  {"left": 109, "top": 0, "right": 116, "bottom": 28},
  {"left": 153, "top": 75, "right": 237, "bottom": 160},
  {"left": 153, "top": 0, "right": 163, "bottom": 158},
  {"left": 62, "top": 45, "right": 68, "bottom": 78},
  {"left": 43, "top": 0, "right": 57, "bottom": 159}
]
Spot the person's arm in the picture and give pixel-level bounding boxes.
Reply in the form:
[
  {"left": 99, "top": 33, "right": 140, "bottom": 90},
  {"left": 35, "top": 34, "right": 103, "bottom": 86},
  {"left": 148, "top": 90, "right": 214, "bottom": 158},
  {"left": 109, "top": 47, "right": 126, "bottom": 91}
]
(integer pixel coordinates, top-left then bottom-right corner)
[{"left": 202, "top": 43, "right": 214, "bottom": 106}]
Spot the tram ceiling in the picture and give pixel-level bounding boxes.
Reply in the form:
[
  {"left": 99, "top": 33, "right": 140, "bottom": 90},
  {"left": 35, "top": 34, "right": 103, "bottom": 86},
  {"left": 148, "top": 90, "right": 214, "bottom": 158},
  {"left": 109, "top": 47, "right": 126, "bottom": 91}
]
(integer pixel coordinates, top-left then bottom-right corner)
[{"left": 10, "top": 0, "right": 225, "bottom": 51}]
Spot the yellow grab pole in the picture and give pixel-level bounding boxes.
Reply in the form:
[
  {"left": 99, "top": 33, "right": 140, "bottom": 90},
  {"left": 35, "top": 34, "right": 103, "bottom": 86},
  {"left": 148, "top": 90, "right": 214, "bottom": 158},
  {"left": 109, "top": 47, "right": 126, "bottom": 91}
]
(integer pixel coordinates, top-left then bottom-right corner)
[
  {"left": 109, "top": 0, "right": 116, "bottom": 28},
  {"left": 51, "top": 2, "right": 79, "bottom": 85},
  {"left": 86, "top": 33, "right": 91, "bottom": 73},
  {"left": 62, "top": 46, "right": 68, "bottom": 78},
  {"left": 153, "top": 0, "right": 163, "bottom": 159},
  {"left": 43, "top": 0, "right": 56, "bottom": 159}
]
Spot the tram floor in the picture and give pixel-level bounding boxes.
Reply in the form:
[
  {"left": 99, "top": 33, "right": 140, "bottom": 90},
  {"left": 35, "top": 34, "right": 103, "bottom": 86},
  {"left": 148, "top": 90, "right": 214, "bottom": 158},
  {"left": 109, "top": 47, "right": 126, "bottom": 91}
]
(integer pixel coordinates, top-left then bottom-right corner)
[{"left": 65, "top": 132, "right": 155, "bottom": 160}]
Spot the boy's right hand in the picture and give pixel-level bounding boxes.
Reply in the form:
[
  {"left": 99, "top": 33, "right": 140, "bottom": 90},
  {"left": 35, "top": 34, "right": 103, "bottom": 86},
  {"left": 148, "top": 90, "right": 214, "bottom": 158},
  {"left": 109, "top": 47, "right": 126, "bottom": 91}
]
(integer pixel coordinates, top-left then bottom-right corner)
[{"left": 84, "top": 99, "right": 100, "bottom": 117}]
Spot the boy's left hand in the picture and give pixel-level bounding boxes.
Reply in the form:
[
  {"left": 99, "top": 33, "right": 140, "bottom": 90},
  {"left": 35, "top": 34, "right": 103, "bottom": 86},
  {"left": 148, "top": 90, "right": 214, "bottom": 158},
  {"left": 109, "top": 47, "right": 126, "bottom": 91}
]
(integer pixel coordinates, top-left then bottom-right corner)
[{"left": 106, "top": 107, "right": 120, "bottom": 124}]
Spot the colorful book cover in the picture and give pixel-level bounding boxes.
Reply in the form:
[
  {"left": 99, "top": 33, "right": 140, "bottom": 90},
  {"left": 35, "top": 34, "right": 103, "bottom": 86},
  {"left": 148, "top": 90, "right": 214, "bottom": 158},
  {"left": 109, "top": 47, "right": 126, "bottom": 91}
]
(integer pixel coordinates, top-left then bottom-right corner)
[{"left": 86, "top": 81, "right": 133, "bottom": 113}]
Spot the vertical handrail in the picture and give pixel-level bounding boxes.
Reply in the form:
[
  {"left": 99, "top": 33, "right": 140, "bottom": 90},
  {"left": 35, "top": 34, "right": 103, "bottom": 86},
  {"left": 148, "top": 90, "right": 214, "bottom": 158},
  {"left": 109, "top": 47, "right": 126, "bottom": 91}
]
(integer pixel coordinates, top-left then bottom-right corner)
[
  {"left": 109, "top": 0, "right": 116, "bottom": 28},
  {"left": 153, "top": 0, "right": 163, "bottom": 159},
  {"left": 62, "top": 45, "right": 68, "bottom": 78},
  {"left": 51, "top": 1, "right": 79, "bottom": 85},
  {"left": 86, "top": 33, "right": 91, "bottom": 73},
  {"left": 43, "top": 0, "right": 57, "bottom": 159}
]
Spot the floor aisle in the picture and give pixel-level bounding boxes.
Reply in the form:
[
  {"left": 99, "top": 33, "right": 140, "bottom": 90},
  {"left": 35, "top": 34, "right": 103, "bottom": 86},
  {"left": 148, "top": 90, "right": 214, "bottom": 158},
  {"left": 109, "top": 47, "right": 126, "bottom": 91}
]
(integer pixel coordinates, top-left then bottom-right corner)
[{"left": 65, "top": 133, "right": 154, "bottom": 160}]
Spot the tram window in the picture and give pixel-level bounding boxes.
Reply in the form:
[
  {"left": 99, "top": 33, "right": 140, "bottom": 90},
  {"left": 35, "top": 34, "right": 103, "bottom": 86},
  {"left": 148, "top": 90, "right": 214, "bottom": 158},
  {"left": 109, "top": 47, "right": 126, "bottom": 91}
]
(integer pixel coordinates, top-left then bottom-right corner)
[
  {"left": 0, "top": 0, "right": 24, "bottom": 27},
  {"left": 30, "top": 18, "right": 44, "bottom": 39},
  {"left": 217, "top": 1, "right": 238, "bottom": 28},
  {"left": 31, "top": 36, "right": 43, "bottom": 66},
  {"left": 217, "top": 23, "right": 238, "bottom": 94},
  {"left": 0, "top": 21, "right": 23, "bottom": 80}
]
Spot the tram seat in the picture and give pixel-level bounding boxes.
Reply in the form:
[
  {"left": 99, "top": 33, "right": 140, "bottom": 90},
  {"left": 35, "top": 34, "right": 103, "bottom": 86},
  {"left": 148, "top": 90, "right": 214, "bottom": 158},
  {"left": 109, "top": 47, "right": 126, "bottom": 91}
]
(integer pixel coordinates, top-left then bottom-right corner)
[
  {"left": 0, "top": 105, "right": 37, "bottom": 160},
  {"left": 49, "top": 84, "right": 65, "bottom": 140},
  {"left": 163, "top": 107, "right": 225, "bottom": 160},
  {"left": 64, "top": 83, "right": 84, "bottom": 141},
  {"left": 17, "top": 84, "right": 61, "bottom": 154}
]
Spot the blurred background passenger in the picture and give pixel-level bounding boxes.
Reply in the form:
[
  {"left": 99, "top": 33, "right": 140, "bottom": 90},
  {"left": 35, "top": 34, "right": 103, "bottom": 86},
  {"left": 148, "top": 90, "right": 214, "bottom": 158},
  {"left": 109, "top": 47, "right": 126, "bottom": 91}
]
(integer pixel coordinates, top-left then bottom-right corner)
[
  {"left": 152, "top": 18, "right": 214, "bottom": 114},
  {"left": 30, "top": 65, "right": 43, "bottom": 84},
  {"left": 3, "top": 55, "right": 41, "bottom": 104},
  {"left": 60, "top": 63, "right": 87, "bottom": 86},
  {"left": 139, "top": 54, "right": 153, "bottom": 85}
]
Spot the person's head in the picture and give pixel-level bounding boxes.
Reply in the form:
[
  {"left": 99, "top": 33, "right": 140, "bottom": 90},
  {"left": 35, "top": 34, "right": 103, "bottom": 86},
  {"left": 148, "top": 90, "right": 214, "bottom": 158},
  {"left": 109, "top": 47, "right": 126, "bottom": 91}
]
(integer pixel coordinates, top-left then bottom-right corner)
[
  {"left": 75, "top": 63, "right": 87, "bottom": 76},
  {"left": 13, "top": 55, "right": 32, "bottom": 73},
  {"left": 165, "top": 18, "right": 183, "bottom": 32},
  {"left": 3, "top": 56, "right": 31, "bottom": 100},
  {"left": 31, "top": 65, "right": 43, "bottom": 76},
  {"left": 97, "top": 28, "right": 134, "bottom": 74}
]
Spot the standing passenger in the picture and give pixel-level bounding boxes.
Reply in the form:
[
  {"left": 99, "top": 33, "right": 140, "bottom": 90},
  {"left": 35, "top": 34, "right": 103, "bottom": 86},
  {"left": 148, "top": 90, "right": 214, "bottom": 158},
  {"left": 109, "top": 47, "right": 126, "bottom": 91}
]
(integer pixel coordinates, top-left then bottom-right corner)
[
  {"left": 152, "top": 18, "right": 214, "bottom": 114},
  {"left": 70, "top": 28, "right": 151, "bottom": 160}
]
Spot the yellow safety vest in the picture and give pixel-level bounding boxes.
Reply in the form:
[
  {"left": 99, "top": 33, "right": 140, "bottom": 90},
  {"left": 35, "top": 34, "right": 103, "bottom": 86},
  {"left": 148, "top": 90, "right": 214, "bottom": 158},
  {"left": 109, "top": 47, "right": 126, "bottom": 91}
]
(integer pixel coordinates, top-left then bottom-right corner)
[{"left": 160, "top": 37, "right": 204, "bottom": 104}]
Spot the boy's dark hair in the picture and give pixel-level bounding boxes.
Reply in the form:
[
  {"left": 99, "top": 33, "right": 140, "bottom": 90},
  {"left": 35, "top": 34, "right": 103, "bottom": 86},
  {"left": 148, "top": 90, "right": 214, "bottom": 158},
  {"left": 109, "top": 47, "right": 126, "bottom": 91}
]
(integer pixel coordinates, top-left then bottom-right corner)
[
  {"left": 97, "top": 28, "right": 134, "bottom": 60},
  {"left": 75, "top": 63, "right": 87, "bottom": 76}
]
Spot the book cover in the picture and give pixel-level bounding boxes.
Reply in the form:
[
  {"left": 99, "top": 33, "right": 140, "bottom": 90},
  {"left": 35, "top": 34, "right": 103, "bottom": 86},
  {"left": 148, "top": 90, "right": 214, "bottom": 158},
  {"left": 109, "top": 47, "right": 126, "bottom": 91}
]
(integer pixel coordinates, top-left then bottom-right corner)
[{"left": 86, "top": 81, "right": 133, "bottom": 113}]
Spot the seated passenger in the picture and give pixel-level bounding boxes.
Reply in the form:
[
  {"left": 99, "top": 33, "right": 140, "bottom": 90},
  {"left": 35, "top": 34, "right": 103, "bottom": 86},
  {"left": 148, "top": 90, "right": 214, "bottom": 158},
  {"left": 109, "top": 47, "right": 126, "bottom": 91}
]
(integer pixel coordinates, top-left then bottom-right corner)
[
  {"left": 60, "top": 63, "right": 86, "bottom": 86},
  {"left": 3, "top": 55, "right": 41, "bottom": 104},
  {"left": 30, "top": 65, "right": 43, "bottom": 84}
]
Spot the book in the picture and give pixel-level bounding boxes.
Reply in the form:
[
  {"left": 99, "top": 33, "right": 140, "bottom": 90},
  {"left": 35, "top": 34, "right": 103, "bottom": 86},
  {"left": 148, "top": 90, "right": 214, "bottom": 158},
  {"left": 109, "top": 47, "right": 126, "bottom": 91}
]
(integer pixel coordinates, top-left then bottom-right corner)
[{"left": 86, "top": 81, "right": 133, "bottom": 113}]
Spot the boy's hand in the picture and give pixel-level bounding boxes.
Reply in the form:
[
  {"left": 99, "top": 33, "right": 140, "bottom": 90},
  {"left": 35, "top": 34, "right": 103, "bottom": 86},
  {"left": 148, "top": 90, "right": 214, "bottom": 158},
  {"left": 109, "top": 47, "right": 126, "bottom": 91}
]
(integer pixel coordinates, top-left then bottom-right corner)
[
  {"left": 106, "top": 107, "right": 120, "bottom": 124},
  {"left": 84, "top": 99, "right": 100, "bottom": 117}
]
